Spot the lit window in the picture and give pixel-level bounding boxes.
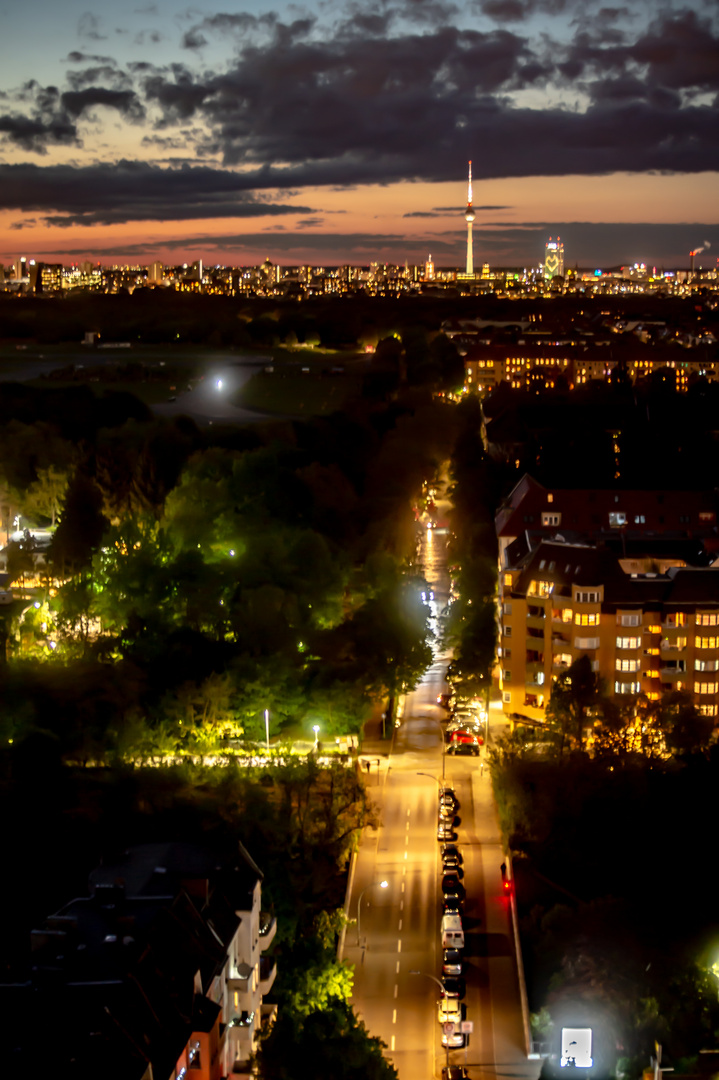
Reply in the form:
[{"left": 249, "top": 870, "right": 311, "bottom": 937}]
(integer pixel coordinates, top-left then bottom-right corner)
[
  {"left": 575, "top": 613, "right": 599, "bottom": 625},
  {"left": 503, "top": 691, "right": 511, "bottom": 703},
  {"left": 619, "top": 614, "right": 641, "bottom": 627},
  {"left": 614, "top": 681, "right": 640, "bottom": 694},
  {"left": 694, "top": 682, "right": 718, "bottom": 695},
  {"left": 616, "top": 658, "right": 640, "bottom": 672},
  {"left": 575, "top": 636, "right": 600, "bottom": 649},
  {"left": 696, "top": 613, "right": 719, "bottom": 626},
  {"left": 699, "top": 704, "right": 718, "bottom": 716},
  {"left": 616, "top": 636, "right": 640, "bottom": 649},
  {"left": 695, "top": 636, "right": 719, "bottom": 650}
]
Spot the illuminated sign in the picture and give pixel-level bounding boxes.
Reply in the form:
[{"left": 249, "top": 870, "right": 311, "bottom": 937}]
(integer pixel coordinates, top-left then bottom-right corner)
[{"left": 561, "top": 1028, "right": 593, "bottom": 1069}]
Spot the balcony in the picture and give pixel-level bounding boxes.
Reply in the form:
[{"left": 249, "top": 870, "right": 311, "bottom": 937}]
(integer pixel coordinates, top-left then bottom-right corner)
[
  {"left": 659, "top": 667, "right": 684, "bottom": 678},
  {"left": 660, "top": 640, "right": 687, "bottom": 653},
  {"left": 259, "top": 955, "right": 277, "bottom": 996},
  {"left": 259, "top": 914, "right": 277, "bottom": 951}
]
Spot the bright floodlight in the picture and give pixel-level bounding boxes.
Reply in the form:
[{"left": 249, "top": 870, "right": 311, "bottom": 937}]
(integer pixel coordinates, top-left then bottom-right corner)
[
  {"left": 560, "top": 1028, "right": 593, "bottom": 1069},
  {"left": 313, "top": 725, "right": 320, "bottom": 734},
  {"left": 216, "top": 378, "right": 223, "bottom": 390},
  {"left": 379, "top": 880, "right": 388, "bottom": 889}
]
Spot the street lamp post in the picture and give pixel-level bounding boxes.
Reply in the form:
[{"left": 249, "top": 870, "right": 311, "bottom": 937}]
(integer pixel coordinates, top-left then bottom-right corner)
[
  {"left": 264, "top": 709, "right": 270, "bottom": 752},
  {"left": 410, "top": 969, "right": 452, "bottom": 1070},
  {"left": 356, "top": 879, "right": 388, "bottom": 946}
]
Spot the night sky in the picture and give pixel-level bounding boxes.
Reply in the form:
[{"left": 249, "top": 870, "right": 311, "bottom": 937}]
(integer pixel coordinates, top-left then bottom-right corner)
[{"left": 1, "top": 0, "right": 717, "bottom": 267}]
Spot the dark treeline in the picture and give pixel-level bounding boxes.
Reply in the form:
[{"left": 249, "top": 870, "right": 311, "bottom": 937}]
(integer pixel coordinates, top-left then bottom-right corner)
[
  {"left": 483, "top": 374, "right": 719, "bottom": 490},
  {"left": 1, "top": 290, "right": 714, "bottom": 347}
]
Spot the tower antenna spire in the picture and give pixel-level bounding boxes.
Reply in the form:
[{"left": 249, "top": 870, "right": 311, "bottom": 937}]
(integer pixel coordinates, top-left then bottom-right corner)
[{"left": 465, "top": 160, "right": 475, "bottom": 277}]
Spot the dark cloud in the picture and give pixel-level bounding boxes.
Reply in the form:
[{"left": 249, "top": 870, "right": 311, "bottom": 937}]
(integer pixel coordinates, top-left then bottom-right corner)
[
  {"left": 433, "top": 204, "right": 511, "bottom": 210},
  {"left": 130, "top": 11, "right": 718, "bottom": 180},
  {"left": 78, "top": 13, "right": 107, "bottom": 42},
  {"left": 66, "top": 51, "right": 116, "bottom": 64},
  {"left": 564, "top": 8, "right": 719, "bottom": 93},
  {"left": 60, "top": 87, "right": 146, "bottom": 122},
  {"left": 66, "top": 65, "right": 130, "bottom": 91},
  {"left": 478, "top": 0, "right": 570, "bottom": 21},
  {"left": 0, "top": 161, "right": 314, "bottom": 226},
  {"left": 182, "top": 29, "right": 209, "bottom": 51},
  {"left": 0, "top": 113, "right": 78, "bottom": 154}
]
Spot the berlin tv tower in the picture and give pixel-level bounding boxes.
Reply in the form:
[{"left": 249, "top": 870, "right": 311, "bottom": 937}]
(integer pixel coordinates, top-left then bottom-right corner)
[{"left": 465, "top": 160, "right": 475, "bottom": 277}]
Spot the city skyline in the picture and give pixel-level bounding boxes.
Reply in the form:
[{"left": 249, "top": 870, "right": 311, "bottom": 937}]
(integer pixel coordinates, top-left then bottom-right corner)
[{"left": 0, "top": 0, "right": 717, "bottom": 267}]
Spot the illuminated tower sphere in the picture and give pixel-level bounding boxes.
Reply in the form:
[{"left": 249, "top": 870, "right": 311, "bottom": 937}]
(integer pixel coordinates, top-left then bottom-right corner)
[
  {"left": 465, "top": 161, "right": 475, "bottom": 277},
  {"left": 544, "top": 236, "right": 564, "bottom": 279}
]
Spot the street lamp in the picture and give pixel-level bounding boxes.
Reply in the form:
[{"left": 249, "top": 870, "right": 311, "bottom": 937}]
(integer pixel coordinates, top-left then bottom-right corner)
[
  {"left": 356, "top": 879, "right": 388, "bottom": 946},
  {"left": 312, "top": 724, "right": 320, "bottom": 749},
  {"left": 410, "top": 970, "right": 452, "bottom": 1070},
  {"left": 417, "top": 770, "right": 446, "bottom": 793},
  {"left": 264, "top": 709, "right": 270, "bottom": 752}
]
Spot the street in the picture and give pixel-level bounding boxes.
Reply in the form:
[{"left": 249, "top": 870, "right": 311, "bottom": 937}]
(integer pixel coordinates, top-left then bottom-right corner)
[{"left": 342, "top": 527, "right": 540, "bottom": 1080}]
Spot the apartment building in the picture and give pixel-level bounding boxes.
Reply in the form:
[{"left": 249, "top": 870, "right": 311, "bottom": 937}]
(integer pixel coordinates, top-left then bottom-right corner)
[
  {"left": 499, "top": 538, "right": 719, "bottom": 724},
  {"left": 0, "top": 841, "right": 277, "bottom": 1080},
  {"left": 495, "top": 475, "right": 719, "bottom": 568}
]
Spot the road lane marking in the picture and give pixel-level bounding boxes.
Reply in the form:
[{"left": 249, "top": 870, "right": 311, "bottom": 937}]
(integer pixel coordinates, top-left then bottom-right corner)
[
  {"left": 401, "top": 881, "right": 405, "bottom": 892},
  {"left": 397, "top": 940, "right": 402, "bottom": 953},
  {"left": 402, "top": 866, "right": 406, "bottom": 876},
  {"left": 398, "top": 918, "right": 402, "bottom": 930},
  {"left": 400, "top": 899, "right": 404, "bottom": 911},
  {"left": 396, "top": 960, "right": 400, "bottom": 973},
  {"left": 391, "top": 1036, "right": 396, "bottom": 1051},
  {"left": 392, "top": 1010, "right": 397, "bottom": 1024},
  {"left": 394, "top": 984, "right": 398, "bottom": 998},
  {"left": 404, "top": 851, "right": 408, "bottom": 859}
]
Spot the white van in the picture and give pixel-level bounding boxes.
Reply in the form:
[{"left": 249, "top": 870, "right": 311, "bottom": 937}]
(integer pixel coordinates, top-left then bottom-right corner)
[{"left": 441, "top": 913, "right": 464, "bottom": 949}]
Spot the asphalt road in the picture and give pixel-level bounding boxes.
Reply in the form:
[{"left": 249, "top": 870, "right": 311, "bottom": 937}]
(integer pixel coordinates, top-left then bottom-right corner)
[{"left": 343, "top": 528, "right": 540, "bottom": 1080}]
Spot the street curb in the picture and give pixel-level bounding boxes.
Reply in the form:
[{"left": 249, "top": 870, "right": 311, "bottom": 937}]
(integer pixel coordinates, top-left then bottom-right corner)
[
  {"left": 507, "top": 852, "right": 533, "bottom": 1057},
  {"left": 337, "top": 847, "right": 357, "bottom": 963}
]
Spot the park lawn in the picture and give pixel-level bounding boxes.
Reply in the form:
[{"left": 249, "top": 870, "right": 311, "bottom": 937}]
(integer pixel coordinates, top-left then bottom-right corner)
[{"left": 235, "top": 370, "right": 364, "bottom": 416}]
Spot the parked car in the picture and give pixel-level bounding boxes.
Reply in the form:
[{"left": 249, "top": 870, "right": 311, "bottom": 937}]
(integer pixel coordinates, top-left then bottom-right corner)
[
  {"left": 442, "top": 947, "right": 463, "bottom": 975},
  {"left": 442, "top": 858, "right": 463, "bottom": 877},
  {"left": 442, "top": 894, "right": 463, "bottom": 915},
  {"left": 447, "top": 742, "right": 480, "bottom": 757},
  {"left": 437, "top": 822, "right": 458, "bottom": 842},
  {"left": 437, "top": 999, "right": 462, "bottom": 1026},
  {"left": 441, "top": 1029, "right": 466, "bottom": 1048},
  {"left": 441, "top": 1068, "right": 468, "bottom": 1080},
  {"left": 440, "top": 976, "right": 466, "bottom": 1000},
  {"left": 442, "top": 844, "right": 462, "bottom": 864},
  {"left": 442, "top": 873, "right": 464, "bottom": 895}
]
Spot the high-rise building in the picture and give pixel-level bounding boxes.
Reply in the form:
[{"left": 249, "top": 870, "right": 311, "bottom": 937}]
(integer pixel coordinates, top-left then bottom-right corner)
[
  {"left": 425, "top": 254, "right": 435, "bottom": 281},
  {"left": 465, "top": 160, "right": 475, "bottom": 277},
  {"left": 544, "top": 237, "right": 564, "bottom": 279},
  {"left": 148, "top": 261, "right": 164, "bottom": 283},
  {"left": 13, "top": 256, "right": 26, "bottom": 280}
]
